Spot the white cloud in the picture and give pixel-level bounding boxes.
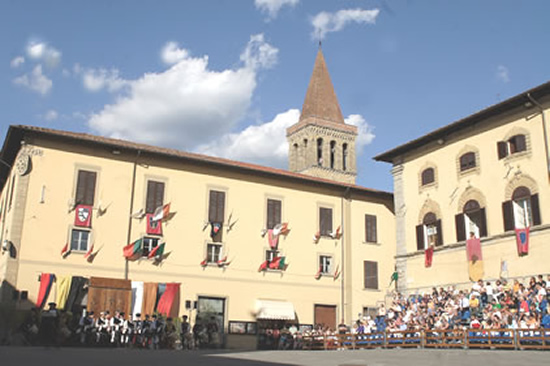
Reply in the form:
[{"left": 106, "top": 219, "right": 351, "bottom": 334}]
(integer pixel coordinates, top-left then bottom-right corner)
[
  {"left": 88, "top": 34, "right": 278, "bottom": 150},
  {"left": 13, "top": 65, "right": 53, "bottom": 95},
  {"left": 255, "top": 0, "right": 299, "bottom": 20},
  {"left": 196, "top": 110, "right": 375, "bottom": 168},
  {"left": 196, "top": 109, "right": 300, "bottom": 168},
  {"left": 344, "top": 114, "right": 375, "bottom": 153},
  {"left": 26, "top": 41, "right": 61, "bottom": 68},
  {"left": 10, "top": 56, "right": 25, "bottom": 68},
  {"left": 82, "top": 68, "right": 129, "bottom": 92},
  {"left": 311, "top": 8, "right": 380, "bottom": 40},
  {"left": 496, "top": 65, "right": 510, "bottom": 83},
  {"left": 240, "top": 34, "right": 278, "bottom": 70},
  {"left": 43, "top": 109, "right": 59, "bottom": 121},
  {"left": 161, "top": 41, "right": 189, "bottom": 65}
]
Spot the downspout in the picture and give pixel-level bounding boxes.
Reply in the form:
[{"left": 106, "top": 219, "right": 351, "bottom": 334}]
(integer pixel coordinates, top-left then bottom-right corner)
[
  {"left": 340, "top": 186, "right": 350, "bottom": 323},
  {"left": 526, "top": 93, "right": 550, "bottom": 179},
  {"left": 125, "top": 150, "right": 141, "bottom": 280}
]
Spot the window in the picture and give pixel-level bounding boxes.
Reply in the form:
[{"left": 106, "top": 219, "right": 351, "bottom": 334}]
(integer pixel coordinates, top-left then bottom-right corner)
[
  {"left": 75, "top": 170, "right": 97, "bottom": 206},
  {"left": 502, "top": 187, "right": 541, "bottom": 230},
  {"left": 342, "top": 143, "right": 348, "bottom": 171},
  {"left": 266, "top": 199, "right": 281, "bottom": 230},
  {"left": 70, "top": 229, "right": 90, "bottom": 252},
  {"left": 330, "top": 141, "right": 336, "bottom": 169},
  {"left": 365, "top": 214, "right": 377, "bottom": 243},
  {"left": 319, "top": 207, "right": 333, "bottom": 237},
  {"left": 421, "top": 168, "right": 435, "bottom": 186},
  {"left": 317, "top": 138, "right": 323, "bottom": 166},
  {"left": 416, "top": 212, "right": 443, "bottom": 250},
  {"left": 459, "top": 152, "right": 476, "bottom": 171},
  {"left": 208, "top": 190, "right": 225, "bottom": 242},
  {"left": 363, "top": 261, "right": 378, "bottom": 290},
  {"left": 145, "top": 181, "right": 165, "bottom": 214},
  {"left": 455, "top": 200, "right": 487, "bottom": 241},
  {"left": 265, "top": 249, "right": 278, "bottom": 262},
  {"left": 497, "top": 134, "right": 527, "bottom": 159},
  {"left": 142, "top": 237, "right": 159, "bottom": 257},
  {"left": 8, "top": 175, "right": 15, "bottom": 211},
  {"left": 319, "top": 255, "right": 333, "bottom": 274},
  {"left": 206, "top": 243, "right": 223, "bottom": 263}
]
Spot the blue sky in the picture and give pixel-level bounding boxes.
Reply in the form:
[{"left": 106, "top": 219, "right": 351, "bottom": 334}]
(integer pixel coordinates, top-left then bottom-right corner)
[{"left": 1, "top": 0, "right": 549, "bottom": 191}]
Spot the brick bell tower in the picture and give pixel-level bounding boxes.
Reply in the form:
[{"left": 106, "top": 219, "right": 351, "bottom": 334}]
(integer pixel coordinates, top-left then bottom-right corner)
[{"left": 287, "top": 47, "right": 357, "bottom": 184}]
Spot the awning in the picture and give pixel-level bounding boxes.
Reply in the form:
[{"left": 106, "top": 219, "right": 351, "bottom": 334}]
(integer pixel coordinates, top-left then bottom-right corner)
[{"left": 255, "top": 300, "right": 296, "bottom": 320}]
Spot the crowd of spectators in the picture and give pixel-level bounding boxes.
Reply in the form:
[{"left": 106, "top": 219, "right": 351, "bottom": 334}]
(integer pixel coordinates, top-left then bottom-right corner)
[{"left": 349, "top": 274, "right": 550, "bottom": 334}]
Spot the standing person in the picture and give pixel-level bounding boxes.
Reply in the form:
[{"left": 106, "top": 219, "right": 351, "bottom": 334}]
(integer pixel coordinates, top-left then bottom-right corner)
[
  {"left": 39, "top": 302, "right": 59, "bottom": 346},
  {"left": 180, "top": 315, "right": 193, "bottom": 350},
  {"left": 110, "top": 311, "right": 123, "bottom": 345},
  {"left": 207, "top": 316, "right": 220, "bottom": 348},
  {"left": 192, "top": 317, "right": 203, "bottom": 348}
]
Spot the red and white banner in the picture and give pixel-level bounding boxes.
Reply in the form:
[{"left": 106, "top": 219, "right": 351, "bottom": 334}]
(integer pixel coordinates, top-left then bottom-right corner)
[
  {"left": 466, "top": 237, "right": 483, "bottom": 262},
  {"left": 146, "top": 213, "right": 162, "bottom": 235},
  {"left": 515, "top": 227, "right": 529, "bottom": 256},
  {"left": 74, "top": 205, "right": 92, "bottom": 227}
]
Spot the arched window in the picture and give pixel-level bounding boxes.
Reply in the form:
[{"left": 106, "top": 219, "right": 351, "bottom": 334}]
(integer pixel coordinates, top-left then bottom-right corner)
[
  {"left": 459, "top": 152, "right": 476, "bottom": 171},
  {"left": 303, "top": 138, "right": 308, "bottom": 148},
  {"left": 330, "top": 141, "right": 336, "bottom": 169},
  {"left": 497, "top": 134, "right": 527, "bottom": 159},
  {"left": 317, "top": 138, "right": 323, "bottom": 166},
  {"left": 421, "top": 168, "right": 435, "bottom": 186},
  {"left": 503, "top": 186, "right": 541, "bottom": 231},
  {"left": 416, "top": 212, "right": 442, "bottom": 250},
  {"left": 342, "top": 143, "right": 348, "bottom": 171},
  {"left": 455, "top": 200, "right": 487, "bottom": 241},
  {"left": 293, "top": 143, "right": 299, "bottom": 168}
]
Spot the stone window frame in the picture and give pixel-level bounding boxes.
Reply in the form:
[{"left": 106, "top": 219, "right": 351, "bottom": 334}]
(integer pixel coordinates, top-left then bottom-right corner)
[
  {"left": 418, "top": 162, "right": 438, "bottom": 191},
  {"left": 456, "top": 145, "right": 480, "bottom": 178},
  {"left": 497, "top": 127, "right": 532, "bottom": 162}
]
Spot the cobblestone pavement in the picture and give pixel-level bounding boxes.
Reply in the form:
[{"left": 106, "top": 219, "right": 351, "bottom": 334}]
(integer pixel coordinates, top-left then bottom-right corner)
[{"left": 0, "top": 347, "right": 548, "bottom": 366}]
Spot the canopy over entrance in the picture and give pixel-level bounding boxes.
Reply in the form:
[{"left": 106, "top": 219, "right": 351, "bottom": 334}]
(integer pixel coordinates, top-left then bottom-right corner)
[{"left": 255, "top": 300, "right": 296, "bottom": 321}]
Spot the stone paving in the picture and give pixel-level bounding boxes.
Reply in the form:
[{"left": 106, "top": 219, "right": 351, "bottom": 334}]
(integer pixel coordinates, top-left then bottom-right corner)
[{"left": 0, "top": 347, "right": 548, "bottom": 366}]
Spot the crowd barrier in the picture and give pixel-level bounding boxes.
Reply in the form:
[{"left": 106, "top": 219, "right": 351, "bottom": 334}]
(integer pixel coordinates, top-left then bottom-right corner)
[{"left": 301, "top": 328, "right": 550, "bottom": 351}]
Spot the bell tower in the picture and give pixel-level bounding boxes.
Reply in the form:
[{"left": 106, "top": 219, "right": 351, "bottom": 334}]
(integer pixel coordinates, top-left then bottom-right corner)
[{"left": 287, "top": 47, "right": 357, "bottom": 184}]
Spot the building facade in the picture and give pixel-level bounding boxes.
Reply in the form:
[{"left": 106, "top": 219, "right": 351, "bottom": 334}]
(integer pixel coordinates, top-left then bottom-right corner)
[
  {"left": 375, "top": 81, "right": 550, "bottom": 294},
  {"left": 0, "top": 49, "right": 395, "bottom": 345}
]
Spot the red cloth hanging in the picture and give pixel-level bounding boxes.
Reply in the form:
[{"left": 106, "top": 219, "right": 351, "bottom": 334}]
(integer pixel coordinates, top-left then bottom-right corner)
[
  {"left": 425, "top": 247, "right": 434, "bottom": 268},
  {"left": 156, "top": 283, "right": 180, "bottom": 318},
  {"left": 36, "top": 273, "right": 55, "bottom": 309}
]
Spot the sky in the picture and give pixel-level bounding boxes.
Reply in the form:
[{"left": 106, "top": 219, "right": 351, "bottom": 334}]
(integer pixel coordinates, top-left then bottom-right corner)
[{"left": 1, "top": 0, "right": 549, "bottom": 192}]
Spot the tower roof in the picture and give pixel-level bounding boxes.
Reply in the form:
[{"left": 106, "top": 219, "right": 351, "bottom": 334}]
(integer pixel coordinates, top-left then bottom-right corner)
[{"left": 300, "top": 47, "right": 345, "bottom": 125}]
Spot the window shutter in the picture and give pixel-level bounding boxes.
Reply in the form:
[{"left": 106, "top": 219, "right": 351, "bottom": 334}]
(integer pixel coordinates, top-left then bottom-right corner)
[
  {"left": 531, "top": 194, "right": 541, "bottom": 226},
  {"left": 365, "top": 214, "right": 377, "bottom": 243},
  {"left": 479, "top": 208, "right": 488, "bottom": 237},
  {"left": 515, "top": 135, "right": 526, "bottom": 152},
  {"left": 502, "top": 200, "right": 514, "bottom": 231},
  {"left": 76, "top": 170, "right": 96, "bottom": 206},
  {"left": 320, "top": 208, "right": 332, "bottom": 236},
  {"left": 364, "top": 261, "right": 378, "bottom": 290},
  {"left": 208, "top": 191, "right": 225, "bottom": 223},
  {"left": 416, "top": 224, "right": 424, "bottom": 251},
  {"left": 435, "top": 219, "right": 443, "bottom": 246},
  {"left": 497, "top": 141, "right": 508, "bottom": 160},
  {"left": 455, "top": 214, "right": 466, "bottom": 242},
  {"left": 267, "top": 199, "right": 281, "bottom": 230},
  {"left": 146, "top": 181, "right": 164, "bottom": 213}
]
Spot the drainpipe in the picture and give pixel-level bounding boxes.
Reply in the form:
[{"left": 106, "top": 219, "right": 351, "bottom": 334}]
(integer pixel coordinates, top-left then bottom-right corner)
[
  {"left": 125, "top": 150, "right": 141, "bottom": 280},
  {"left": 526, "top": 93, "right": 550, "bottom": 178},
  {"left": 340, "top": 186, "right": 350, "bottom": 324}
]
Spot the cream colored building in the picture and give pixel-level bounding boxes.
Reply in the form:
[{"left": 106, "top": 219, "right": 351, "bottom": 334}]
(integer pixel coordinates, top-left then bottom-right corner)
[
  {"left": 375, "top": 81, "right": 550, "bottom": 294},
  {"left": 0, "top": 49, "right": 395, "bottom": 342}
]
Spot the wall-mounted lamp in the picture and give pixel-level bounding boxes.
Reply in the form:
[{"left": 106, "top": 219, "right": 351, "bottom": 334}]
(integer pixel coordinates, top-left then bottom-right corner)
[{"left": 2, "top": 240, "right": 11, "bottom": 254}]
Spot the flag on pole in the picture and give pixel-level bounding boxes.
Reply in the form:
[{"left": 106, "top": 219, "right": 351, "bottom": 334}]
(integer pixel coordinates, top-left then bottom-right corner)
[
  {"left": 313, "top": 231, "right": 321, "bottom": 243},
  {"left": 84, "top": 243, "right": 94, "bottom": 260},
  {"left": 515, "top": 227, "right": 529, "bottom": 256},
  {"left": 200, "top": 258, "right": 208, "bottom": 267},
  {"left": 210, "top": 222, "right": 222, "bottom": 239},
  {"left": 268, "top": 229, "right": 279, "bottom": 249},
  {"left": 389, "top": 271, "right": 399, "bottom": 286},
  {"left": 152, "top": 203, "right": 171, "bottom": 222},
  {"left": 268, "top": 256, "right": 286, "bottom": 270},
  {"left": 148, "top": 242, "right": 165, "bottom": 259},
  {"left": 333, "top": 264, "right": 340, "bottom": 279},
  {"left": 258, "top": 260, "right": 269, "bottom": 272},
  {"left": 61, "top": 242, "right": 70, "bottom": 258},
  {"left": 425, "top": 246, "right": 434, "bottom": 268},
  {"left": 217, "top": 256, "right": 229, "bottom": 267},
  {"left": 123, "top": 238, "right": 143, "bottom": 260},
  {"left": 314, "top": 266, "right": 322, "bottom": 279},
  {"left": 74, "top": 205, "right": 92, "bottom": 228},
  {"left": 146, "top": 214, "right": 163, "bottom": 235},
  {"left": 330, "top": 226, "right": 342, "bottom": 239}
]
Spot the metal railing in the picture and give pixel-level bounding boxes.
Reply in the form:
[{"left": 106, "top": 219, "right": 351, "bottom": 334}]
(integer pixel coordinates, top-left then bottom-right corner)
[{"left": 301, "top": 328, "right": 550, "bottom": 350}]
